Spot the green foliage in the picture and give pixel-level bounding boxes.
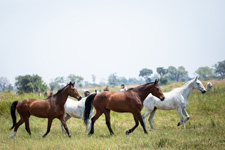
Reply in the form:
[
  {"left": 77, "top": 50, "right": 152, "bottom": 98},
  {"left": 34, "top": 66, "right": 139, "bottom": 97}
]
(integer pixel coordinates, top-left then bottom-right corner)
[
  {"left": 159, "top": 77, "right": 168, "bottom": 85},
  {"left": 195, "top": 66, "right": 213, "bottom": 78},
  {"left": 167, "top": 66, "right": 188, "bottom": 81},
  {"left": 139, "top": 68, "right": 153, "bottom": 82},
  {"left": 214, "top": 60, "right": 225, "bottom": 79},
  {"left": 67, "top": 74, "right": 84, "bottom": 87},
  {"left": 156, "top": 67, "right": 168, "bottom": 78},
  {"left": 108, "top": 73, "right": 117, "bottom": 86},
  {"left": 15, "top": 74, "right": 48, "bottom": 94}
]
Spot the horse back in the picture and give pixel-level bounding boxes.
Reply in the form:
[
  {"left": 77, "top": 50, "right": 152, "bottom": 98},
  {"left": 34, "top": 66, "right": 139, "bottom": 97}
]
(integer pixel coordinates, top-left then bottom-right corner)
[
  {"left": 17, "top": 99, "right": 51, "bottom": 118},
  {"left": 94, "top": 91, "right": 141, "bottom": 112}
]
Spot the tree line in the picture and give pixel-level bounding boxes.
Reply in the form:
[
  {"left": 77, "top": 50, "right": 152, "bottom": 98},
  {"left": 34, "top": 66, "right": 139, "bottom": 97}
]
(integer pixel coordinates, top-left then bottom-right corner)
[{"left": 0, "top": 60, "right": 224, "bottom": 94}]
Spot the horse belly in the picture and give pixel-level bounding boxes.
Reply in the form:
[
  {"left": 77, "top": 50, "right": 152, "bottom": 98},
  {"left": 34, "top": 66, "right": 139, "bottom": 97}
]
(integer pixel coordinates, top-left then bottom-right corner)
[
  {"left": 106, "top": 101, "right": 132, "bottom": 112},
  {"left": 155, "top": 101, "right": 176, "bottom": 110},
  {"left": 29, "top": 101, "right": 50, "bottom": 118},
  {"left": 67, "top": 107, "right": 83, "bottom": 118}
]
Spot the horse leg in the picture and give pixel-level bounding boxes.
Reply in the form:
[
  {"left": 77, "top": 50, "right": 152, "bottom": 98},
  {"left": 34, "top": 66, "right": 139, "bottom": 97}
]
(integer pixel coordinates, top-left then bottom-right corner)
[
  {"left": 89, "top": 110, "right": 103, "bottom": 135},
  {"left": 137, "top": 112, "right": 148, "bottom": 134},
  {"left": 24, "top": 117, "right": 32, "bottom": 137},
  {"left": 61, "top": 114, "right": 71, "bottom": 134},
  {"left": 177, "top": 108, "right": 185, "bottom": 128},
  {"left": 148, "top": 108, "right": 157, "bottom": 129},
  {"left": 86, "top": 119, "right": 91, "bottom": 131},
  {"left": 126, "top": 114, "right": 140, "bottom": 135},
  {"left": 11, "top": 118, "right": 24, "bottom": 138},
  {"left": 141, "top": 110, "right": 150, "bottom": 128},
  {"left": 104, "top": 109, "right": 114, "bottom": 135},
  {"left": 59, "top": 116, "right": 71, "bottom": 138},
  {"left": 183, "top": 109, "right": 190, "bottom": 123},
  {"left": 177, "top": 108, "right": 189, "bottom": 125},
  {"left": 42, "top": 118, "right": 53, "bottom": 138}
]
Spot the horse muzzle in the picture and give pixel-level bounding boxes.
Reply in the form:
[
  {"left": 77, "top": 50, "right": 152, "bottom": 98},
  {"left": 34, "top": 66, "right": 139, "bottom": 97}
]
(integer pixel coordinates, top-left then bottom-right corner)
[
  {"left": 202, "top": 90, "right": 206, "bottom": 94},
  {"left": 160, "top": 96, "right": 165, "bottom": 101},
  {"left": 77, "top": 96, "right": 82, "bottom": 101}
]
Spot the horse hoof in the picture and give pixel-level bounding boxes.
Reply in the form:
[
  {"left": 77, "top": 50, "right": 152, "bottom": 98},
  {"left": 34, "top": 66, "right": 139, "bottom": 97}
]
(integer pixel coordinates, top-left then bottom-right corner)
[
  {"left": 88, "top": 132, "right": 93, "bottom": 136},
  {"left": 125, "top": 131, "right": 129, "bottom": 135},
  {"left": 177, "top": 122, "right": 181, "bottom": 126}
]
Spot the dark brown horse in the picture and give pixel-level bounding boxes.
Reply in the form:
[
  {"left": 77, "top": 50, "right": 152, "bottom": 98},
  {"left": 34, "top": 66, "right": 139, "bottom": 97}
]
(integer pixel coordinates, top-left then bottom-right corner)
[
  {"left": 10, "top": 82, "right": 82, "bottom": 138},
  {"left": 84, "top": 80, "right": 165, "bottom": 135}
]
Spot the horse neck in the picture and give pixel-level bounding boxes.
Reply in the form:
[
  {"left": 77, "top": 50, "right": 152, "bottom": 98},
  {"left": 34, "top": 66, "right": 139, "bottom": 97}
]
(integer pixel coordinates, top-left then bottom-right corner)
[
  {"left": 179, "top": 80, "right": 194, "bottom": 100},
  {"left": 134, "top": 83, "right": 154, "bottom": 102},
  {"left": 54, "top": 89, "right": 69, "bottom": 106}
]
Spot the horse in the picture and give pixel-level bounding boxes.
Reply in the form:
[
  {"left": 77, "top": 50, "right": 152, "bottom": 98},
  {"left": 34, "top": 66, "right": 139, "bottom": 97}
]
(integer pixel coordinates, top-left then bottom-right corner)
[
  {"left": 207, "top": 82, "right": 214, "bottom": 91},
  {"left": 60, "top": 90, "right": 100, "bottom": 133},
  {"left": 142, "top": 77, "right": 206, "bottom": 129},
  {"left": 83, "top": 79, "right": 165, "bottom": 135},
  {"left": 82, "top": 89, "right": 91, "bottom": 97},
  {"left": 10, "top": 82, "right": 82, "bottom": 138}
]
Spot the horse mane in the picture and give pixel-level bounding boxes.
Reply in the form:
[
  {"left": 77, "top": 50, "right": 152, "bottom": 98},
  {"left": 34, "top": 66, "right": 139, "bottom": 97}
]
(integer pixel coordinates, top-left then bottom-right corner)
[
  {"left": 47, "top": 83, "right": 70, "bottom": 98},
  {"left": 131, "top": 82, "right": 155, "bottom": 91},
  {"left": 171, "top": 79, "right": 194, "bottom": 92}
]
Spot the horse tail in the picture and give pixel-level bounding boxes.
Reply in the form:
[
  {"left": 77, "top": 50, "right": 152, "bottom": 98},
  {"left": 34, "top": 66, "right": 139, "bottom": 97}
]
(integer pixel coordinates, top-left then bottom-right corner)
[
  {"left": 83, "top": 93, "right": 96, "bottom": 125},
  {"left": 10, "top": 101, "right": 18, "bottom": 130}
]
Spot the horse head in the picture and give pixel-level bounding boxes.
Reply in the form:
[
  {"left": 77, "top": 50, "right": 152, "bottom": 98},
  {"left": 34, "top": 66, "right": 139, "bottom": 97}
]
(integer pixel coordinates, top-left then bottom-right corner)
[
  {"left": 193, "top": 77, "right": 206, "bottom": 94},
  {"left": 68, "top": 82, "right": 82, "bottom": 100},
  {"left": 151, "top": 79, "right": 165, "bottom": 101}
]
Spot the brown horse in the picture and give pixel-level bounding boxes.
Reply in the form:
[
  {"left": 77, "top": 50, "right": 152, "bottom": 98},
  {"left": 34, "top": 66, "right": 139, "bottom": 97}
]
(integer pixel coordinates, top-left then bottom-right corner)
[
  {"left": 10, "top": 82, "right": 82, "bottom": 138},
  {"left": 84, "top": 80, "right": 165, "bottom": 135}
]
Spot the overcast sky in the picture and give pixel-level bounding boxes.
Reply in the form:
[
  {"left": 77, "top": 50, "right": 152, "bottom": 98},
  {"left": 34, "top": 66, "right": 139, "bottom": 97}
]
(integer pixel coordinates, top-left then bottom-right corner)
[{"left": 0, "top": 0, "right": 225, "bottom": 85}]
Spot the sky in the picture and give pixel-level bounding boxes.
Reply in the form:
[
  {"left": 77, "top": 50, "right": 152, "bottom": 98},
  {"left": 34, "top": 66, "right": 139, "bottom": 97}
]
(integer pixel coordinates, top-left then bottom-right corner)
[{"left": 0, "top": 0, "right": 225, "bottom": 85}]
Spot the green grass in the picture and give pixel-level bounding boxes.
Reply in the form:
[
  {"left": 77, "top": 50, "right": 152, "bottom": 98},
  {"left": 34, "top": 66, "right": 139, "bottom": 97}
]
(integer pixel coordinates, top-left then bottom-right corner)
[{"left": 0, "top": 80, "right": 225, "bottom": 149}]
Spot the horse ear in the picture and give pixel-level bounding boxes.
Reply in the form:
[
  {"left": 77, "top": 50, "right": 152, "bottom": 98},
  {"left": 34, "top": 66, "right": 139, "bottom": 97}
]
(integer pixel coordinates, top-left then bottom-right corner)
[
  {"left": 154, "top": 79, "right": 158, "bottom": 85},
  {"left": 71, "top": 82, "right": 75, "bottom": 86},
  {"left": 195, "top": 76, "right": 198, "bottom": 81}
]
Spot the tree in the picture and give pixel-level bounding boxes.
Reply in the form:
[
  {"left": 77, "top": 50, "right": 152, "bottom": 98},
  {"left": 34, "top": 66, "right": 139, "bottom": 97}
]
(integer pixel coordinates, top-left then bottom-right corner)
[
  {"left": 49, "top": 81, "right": 60, "bottom": 91},
  {"left": 195, "top": 66, "right": 213, "bottom": 78},
  {"left": 15, "top": 74, "right": 48, "bottom": 94},
  {"left": 139, "top": 68, "right": 153, "bottom": 83},
  {"left": 167, "top": 66, "right": 188, "bottom": 82},
  {"left": 176, "top": 66, "right": 188, "bottom": 81},
  {"left": 0, "top": 77, "right": 10, "bottom": 91},
  {"left": 156, "top": 67, "right": 168, "bottom": 78},
  {"left": 55, "top": 76, "right": 65, "bottom": 88},
  {"left": 91, "top": 74, "right": 96, "bottom": 84},
  {"left": 128, "top": 78, "right": 139, "bottom": 84},
  {"left": 67, "top": 74, "right": 84, "bottom": 87},
  {"left": 108, "top": 73, "right": 117, "bottom": 87},
  {"left": 214, "top": 60, "right": 225, "bottom": 79},
  {"left": 156, "top": 67, "right": 168, "bottom": 85},
  {"left": 167, "top": 66, "right": 177, "bottom": 81},
  {"left": 119, "top": 77, "right": 128, "bottom": 84}
]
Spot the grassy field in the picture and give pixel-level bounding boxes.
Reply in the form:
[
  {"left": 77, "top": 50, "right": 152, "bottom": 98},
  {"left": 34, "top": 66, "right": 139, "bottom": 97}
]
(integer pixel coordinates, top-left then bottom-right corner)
[{"left": 0, "top": 80, "right": 225, "bottom": 149}]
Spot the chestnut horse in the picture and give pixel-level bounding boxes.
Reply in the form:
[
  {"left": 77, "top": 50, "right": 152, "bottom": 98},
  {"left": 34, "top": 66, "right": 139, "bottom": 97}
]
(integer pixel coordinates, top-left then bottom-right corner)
[
  {"left": 84, "top": 80, "right": 165, "bottom": 135},
  {"left": 10, "top": 82, "right": 82, "bottom": 138}
]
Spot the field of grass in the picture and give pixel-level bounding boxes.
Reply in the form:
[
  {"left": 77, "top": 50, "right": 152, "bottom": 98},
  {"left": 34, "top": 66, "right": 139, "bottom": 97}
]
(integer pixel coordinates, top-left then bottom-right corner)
[{"left": 0, "top": 80, "right": 225, "bottom": 149}]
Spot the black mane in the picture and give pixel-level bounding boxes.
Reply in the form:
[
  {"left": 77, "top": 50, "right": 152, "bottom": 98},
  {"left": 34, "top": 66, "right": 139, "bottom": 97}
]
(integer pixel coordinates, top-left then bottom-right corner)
[
  {"left": 47, "top": 83, "right": 70, "bottom": 98},
  {"left": 134, "top": 82, "right": 155, "bottom": 89}
]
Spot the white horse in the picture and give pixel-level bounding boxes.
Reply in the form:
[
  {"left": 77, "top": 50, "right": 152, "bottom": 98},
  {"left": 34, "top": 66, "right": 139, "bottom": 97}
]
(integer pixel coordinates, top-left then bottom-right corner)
[
  {"left": 207, "top": 82, "right": 214, "bottom": 91},
  {"left": 142, "top": 77, "right": 206, "bottom": 129},
  {"left": 60, "top": 92, "right": 99, "bottom": 133}
]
